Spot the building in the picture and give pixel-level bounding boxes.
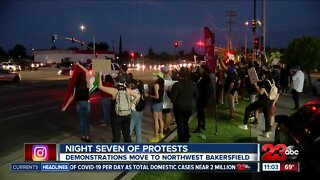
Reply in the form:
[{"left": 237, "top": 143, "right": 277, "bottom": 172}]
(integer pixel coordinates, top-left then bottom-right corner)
[{"left": 33, "top": 49, "right": 115, "bottom": 64}]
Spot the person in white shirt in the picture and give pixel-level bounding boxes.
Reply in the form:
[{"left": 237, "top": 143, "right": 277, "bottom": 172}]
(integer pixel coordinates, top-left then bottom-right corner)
[{"left": 291, "top": 65, "right": 304, "bottom": 110}]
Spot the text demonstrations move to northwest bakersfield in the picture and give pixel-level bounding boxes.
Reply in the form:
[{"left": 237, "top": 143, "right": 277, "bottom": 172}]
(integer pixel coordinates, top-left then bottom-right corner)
[{"left": 64, "top": 144, "right": 189, "bottom": 153}]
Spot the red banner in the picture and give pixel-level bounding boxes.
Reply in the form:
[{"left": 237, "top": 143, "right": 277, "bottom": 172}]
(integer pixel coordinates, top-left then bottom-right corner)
[{"left": 204, "top": 27, "right": 215, "bottom": 73}]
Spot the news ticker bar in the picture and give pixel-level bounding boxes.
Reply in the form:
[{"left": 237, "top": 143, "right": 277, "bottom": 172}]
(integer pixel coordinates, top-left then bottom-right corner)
[
  {"left": 262, "top": 162, "right": 300, "bottom": 172},
  {"left": 11, "top": 162, "right": 258, "bottom": 172},
  {"left": 11, "top": 162, "right": 300, "bottom": 173}
]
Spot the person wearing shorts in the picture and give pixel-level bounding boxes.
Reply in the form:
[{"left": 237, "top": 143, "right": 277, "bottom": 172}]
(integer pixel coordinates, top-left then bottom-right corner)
[{"left": 146, "top": 71, "right": 164, "bottom": 142}]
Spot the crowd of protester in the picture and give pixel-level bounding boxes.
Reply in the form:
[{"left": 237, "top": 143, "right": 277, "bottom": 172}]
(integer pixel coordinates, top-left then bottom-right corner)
[{"left": 62, "top": 56, "right": 305, "bottom": 142}]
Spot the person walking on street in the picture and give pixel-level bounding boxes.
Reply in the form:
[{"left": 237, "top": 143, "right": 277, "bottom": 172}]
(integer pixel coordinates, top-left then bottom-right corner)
[{"left": 291, "top": 65, "right": 304, "bottom": 110}]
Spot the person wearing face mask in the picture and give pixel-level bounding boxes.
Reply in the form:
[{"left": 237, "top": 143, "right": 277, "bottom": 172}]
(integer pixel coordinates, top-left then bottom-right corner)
[{"left": 145, "top": 71, "right": 165, "bottom": 142}]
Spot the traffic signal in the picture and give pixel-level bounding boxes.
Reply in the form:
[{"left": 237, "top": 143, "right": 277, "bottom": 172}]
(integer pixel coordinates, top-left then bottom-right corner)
[
  {"left": 71, "top": 37, "right": 76, "bottom": 43},
  {"left": 253, "top": 37, "right": 259, "bottom": 49},
  {"left": 81, "top": 41, "right": 84, "bottom": 46},
  {"left": 259, "top": 36, "right": 264, "bottom": 51},
  {"left": 51, "top": 34, "right": 57, "bottom": 43},
  {"left": 174, "top": 41, "right": 178, "bottom": 48},
  {"left": 251, "top": 19, "right": 256, "bottom": 32}
]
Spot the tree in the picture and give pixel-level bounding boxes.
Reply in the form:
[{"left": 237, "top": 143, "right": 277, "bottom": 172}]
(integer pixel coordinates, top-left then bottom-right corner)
[
  {"left": 146, "top": 46, "right": 156, "bottom": 59},
  {"left": 87, "top": 42, "right": 109, "bottom": 51},
  {"left": 0, "top": 46, "right": 8, "bottom": 60},
  {"left": 286, "top": 36, "right": 320, "bottom": 89},
  {"left": 8, "top": 44, "right": 27, "bottom": 59}
]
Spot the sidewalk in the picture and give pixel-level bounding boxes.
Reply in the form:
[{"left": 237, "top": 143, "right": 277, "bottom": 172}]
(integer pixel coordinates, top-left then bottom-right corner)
[{"left": 250, "top": 93, "right": 317, "bottom": 143}]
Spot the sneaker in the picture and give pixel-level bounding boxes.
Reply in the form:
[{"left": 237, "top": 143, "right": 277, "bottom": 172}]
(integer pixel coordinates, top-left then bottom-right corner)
[
  {"left": 238, "top": 125, "right": 248, "bottom": 130},
  {"left": 261, "top": 132, "right": 270, "bottom": 138},
  {"left": 159, "top": 133, "right": 165, "bottom": 139},
  {"left": 148, "top": 137, "right": 159, "bottom": 143}
]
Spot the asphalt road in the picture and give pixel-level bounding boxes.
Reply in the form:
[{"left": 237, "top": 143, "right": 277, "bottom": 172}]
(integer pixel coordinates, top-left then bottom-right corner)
[{"left": 0, "top": 68, "right": 319, "bottom": 180}]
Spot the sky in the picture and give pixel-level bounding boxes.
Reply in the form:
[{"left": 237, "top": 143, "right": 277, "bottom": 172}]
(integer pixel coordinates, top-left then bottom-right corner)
[{"left": 0, "top": 0, "right": 319, "bottom": 55}]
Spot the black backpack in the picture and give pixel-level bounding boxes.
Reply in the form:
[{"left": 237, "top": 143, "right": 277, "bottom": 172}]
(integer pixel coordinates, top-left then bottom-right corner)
[{"left": 135, "top": 80, "right": 146, "bottom": 112}]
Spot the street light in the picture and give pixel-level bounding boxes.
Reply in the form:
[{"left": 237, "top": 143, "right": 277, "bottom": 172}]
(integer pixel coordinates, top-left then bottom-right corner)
[
  {"left": 79, "top": 24, "right": 95, "bottom": 58},
  {"left": 244, "top": 21, "right": 249, "bottom": 54}
]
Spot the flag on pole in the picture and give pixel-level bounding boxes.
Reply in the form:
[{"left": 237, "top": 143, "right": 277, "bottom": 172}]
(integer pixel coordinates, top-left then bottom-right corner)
[
  {"left": 88, "top": 74, "right": 99, "bottom": 94},
  {"left": 62, "top": 66, "right": 99, "bottom": 110},
  {"left": 61, "top": 65, "right": 83, "bottom": 109}
]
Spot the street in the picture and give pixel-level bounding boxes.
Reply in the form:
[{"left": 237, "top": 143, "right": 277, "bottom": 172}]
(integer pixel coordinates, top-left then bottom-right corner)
[
  {"left": 0, "top": 68, "right": 163, "bottom": 180},
  {"left": 0, "top": 68, "right": 319, "bottom": 180}
]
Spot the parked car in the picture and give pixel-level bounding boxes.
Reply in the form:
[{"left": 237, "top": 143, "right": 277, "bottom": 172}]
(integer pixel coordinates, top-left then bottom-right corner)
[
  {"left": 0, "top": 68, "right": 21, "bottom": 82},
  {"left": 312, "top": 79, "right": 320, "bottom": 96},
  {"left": 1, "top": 62, "right": 21, "bottom": 72},
  {"left": 275, "top": 100, "right": 320, "bottom": 176},
  {"left": 17, "top": 60, "right": 38, "bottom": 71}
]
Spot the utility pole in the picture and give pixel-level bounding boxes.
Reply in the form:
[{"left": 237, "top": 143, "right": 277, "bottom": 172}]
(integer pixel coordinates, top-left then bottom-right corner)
[
  {"left": 253, "top": 0, "right": 257, "bottom": 60},
  {"left": 262, "top": 0, "right": 266, "bottom": 57},
  {"left": 226, "top": 11, "right": 236, "bottom": 52}
]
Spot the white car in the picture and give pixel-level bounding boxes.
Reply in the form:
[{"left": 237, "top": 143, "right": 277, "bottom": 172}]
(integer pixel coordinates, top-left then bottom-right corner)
[
  {"left": 312, "top": 79, "right": 320, "bottom": 96},
  {"left": 1, "top": 62, "right": 21, "bottom": 72}
]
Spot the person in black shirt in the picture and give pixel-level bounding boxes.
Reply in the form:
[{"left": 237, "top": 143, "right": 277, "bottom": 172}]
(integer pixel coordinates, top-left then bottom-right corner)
[
  {"left": 171, "top": 67, "right": 199, "bottom": 142},
  {"left": 145, "top": 71, "right": 165, "bottom": 142},
  {"left": 193, "top": 66, "right": 210, "bottom": 132},
  {"left": 62, "top": 62, "right": 91, "bottom": 142},
  {"left": 239, "top": 71, "right": 274, "bottom": 137}
]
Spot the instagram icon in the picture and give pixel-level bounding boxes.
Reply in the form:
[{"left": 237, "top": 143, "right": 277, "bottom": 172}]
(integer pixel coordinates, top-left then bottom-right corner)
[
  {"left": 32, "top": 145, "right": 49, "bottom": 161},
  {"left": 25, "top": 143, "right": 56, "bottom": 161}
]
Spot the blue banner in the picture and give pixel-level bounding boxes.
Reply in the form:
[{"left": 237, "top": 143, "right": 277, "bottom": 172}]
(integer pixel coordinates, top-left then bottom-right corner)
[
  {"left": 59, "top": 143, "right": 258, "bottom": 153},
  {"left": 11, "top": 163, "right": 40, "bottom": 172},
  {"left": 41, "top": 163, "right": 70, "bottom": 172}
]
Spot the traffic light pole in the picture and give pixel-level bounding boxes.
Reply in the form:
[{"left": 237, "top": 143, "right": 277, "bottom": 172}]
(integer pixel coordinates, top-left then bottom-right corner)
[{"left": 51, "top": 34, "right": 94, "bottom": 51}]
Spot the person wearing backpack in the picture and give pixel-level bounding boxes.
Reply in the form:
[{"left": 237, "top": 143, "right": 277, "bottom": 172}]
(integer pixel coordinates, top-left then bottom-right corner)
[
  {"left": 130, "top": 79, "right": 146, "bottom": 143},
  {"left": 98, "top": 72, "right": 140, "bottom": 143},
  {"left": 239, "top": 71, "right": 274, "bottom": 138}
]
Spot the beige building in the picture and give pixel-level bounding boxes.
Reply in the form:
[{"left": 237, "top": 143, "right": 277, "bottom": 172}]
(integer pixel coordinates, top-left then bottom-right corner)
[{"left": 33, "top": 49, "right": 115, "bottom": 64}]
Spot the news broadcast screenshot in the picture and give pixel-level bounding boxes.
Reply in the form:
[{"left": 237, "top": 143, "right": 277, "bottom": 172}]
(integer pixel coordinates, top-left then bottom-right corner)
[{"left": 1, "top": 0, "right": 320, "bottom": 180}]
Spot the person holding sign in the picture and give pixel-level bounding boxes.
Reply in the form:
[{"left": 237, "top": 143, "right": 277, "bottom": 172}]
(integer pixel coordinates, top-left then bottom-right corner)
[
  {"left": 62, "top": 62, "right": 92, "bottom": 142},
  {"left": 239, "top": 71, "right": 274, "bottom": 138}
]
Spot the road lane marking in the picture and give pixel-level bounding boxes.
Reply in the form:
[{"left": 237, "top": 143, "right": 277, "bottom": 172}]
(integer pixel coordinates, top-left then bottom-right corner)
[
  {"left": 0, "top": 106, "right": 59, "bottom": 122},
  {"left": 0, "top": 96, "right": 101, "bottom": 122},
  {"left": 0, "top": 99, "right": 63, "bottom": 113}
]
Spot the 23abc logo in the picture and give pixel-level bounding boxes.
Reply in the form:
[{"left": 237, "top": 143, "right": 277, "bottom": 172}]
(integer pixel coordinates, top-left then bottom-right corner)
[
  {"left": 261, "top": 144, "right": 299, "bottom": 161},
  {"left": 32, "top": 145, "right": 49, "bottom": 161}
]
